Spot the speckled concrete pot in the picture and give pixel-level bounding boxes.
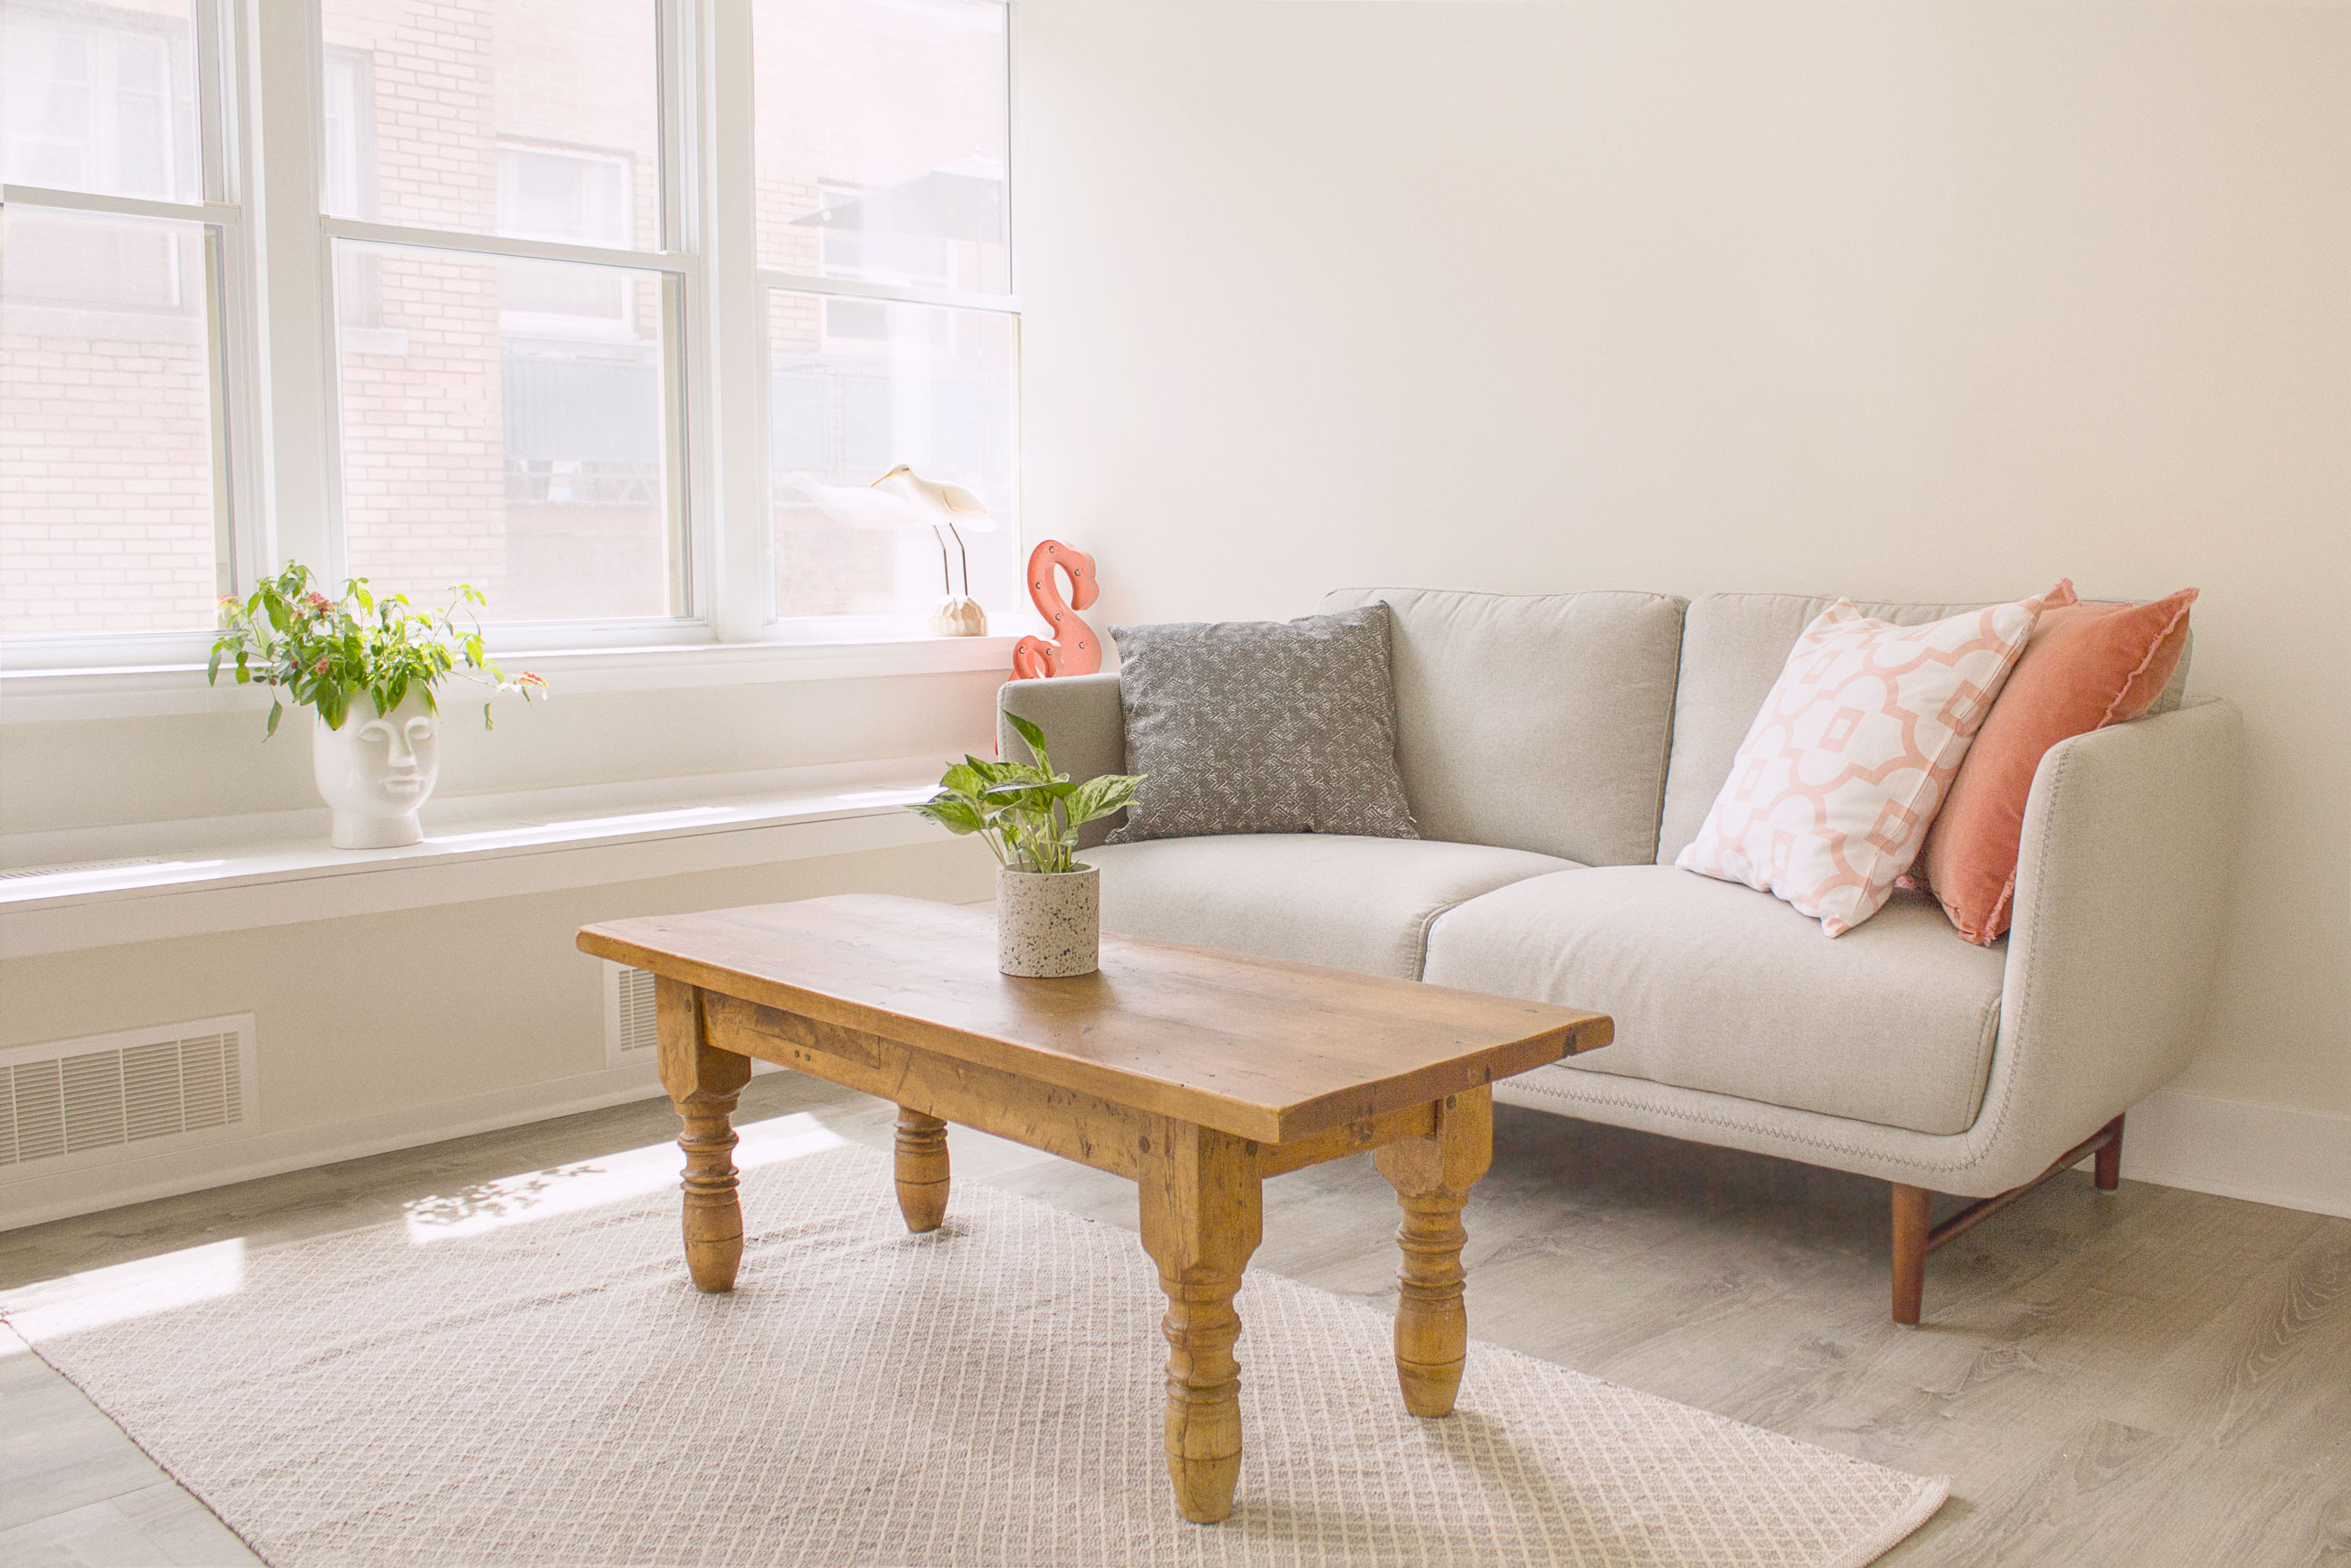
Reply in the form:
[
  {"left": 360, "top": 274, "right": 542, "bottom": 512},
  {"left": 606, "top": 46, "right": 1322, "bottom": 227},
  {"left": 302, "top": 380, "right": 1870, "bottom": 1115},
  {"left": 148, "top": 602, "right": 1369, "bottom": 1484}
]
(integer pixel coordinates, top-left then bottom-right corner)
[{"left": 997, "top": 864, "right": 1100, "bottom": 978}]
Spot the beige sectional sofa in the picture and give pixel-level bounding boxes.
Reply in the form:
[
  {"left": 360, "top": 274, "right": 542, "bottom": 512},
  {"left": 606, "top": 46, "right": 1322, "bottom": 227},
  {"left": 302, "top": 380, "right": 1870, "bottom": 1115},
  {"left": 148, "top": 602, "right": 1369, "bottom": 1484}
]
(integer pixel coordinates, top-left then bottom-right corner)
[{"left": 999, "top": 587, "right": 2244, "bottom": 1323}]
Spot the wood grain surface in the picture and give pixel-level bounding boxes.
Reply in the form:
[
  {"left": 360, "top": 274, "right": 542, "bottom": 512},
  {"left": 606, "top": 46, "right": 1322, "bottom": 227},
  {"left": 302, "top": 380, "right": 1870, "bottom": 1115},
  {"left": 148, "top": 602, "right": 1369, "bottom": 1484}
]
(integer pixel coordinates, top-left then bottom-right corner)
[
  {"left": 1138, "top": 1119, "right": 1265, "bottom": 1523},
  {"left": 655, "top": 976, "right": 752, "bottom": 1292},
  {"left": 1374, "top": 1086, "right": 1495, "bottom": 1417},
  {"left": 579, "top": 894, "right": 1609, "bottom": 1143},
  {"left": 597, "top": 893, "right": 1600, "bottom": 1523}
]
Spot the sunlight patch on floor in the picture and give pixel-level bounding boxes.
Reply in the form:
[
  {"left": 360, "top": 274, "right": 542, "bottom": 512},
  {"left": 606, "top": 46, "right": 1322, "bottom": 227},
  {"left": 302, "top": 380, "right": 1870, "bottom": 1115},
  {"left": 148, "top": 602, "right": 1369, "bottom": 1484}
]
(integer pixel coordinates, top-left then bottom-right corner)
[
  {"left": 0, "top": 1238, "right": 246, "bottom": 1341},
  {"left": 402, "top": 1110, "right": 847, "bottom": 1243}
]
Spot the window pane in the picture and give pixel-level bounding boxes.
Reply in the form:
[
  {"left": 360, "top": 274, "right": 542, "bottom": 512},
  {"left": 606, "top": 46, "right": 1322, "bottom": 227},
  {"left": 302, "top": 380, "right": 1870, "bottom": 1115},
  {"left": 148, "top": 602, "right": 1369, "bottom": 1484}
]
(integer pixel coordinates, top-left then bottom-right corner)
[
  {"left": 769, "top": 290, "right": 1015, "bottom": 623},
  {"left": 318, "top": 0, "right": 659, "bottom": 249},
  {"left": 756, "top": 0, "right": 1008, "bottom": 295},
  {"left": 335, "top": 242, "right": 676, "bottom": 622},
  {"left": 1, "top": 207, "right": 219, "bottom": 636},
  {"left": 1, "top": 1, "right": 200, "bottom": 203}
]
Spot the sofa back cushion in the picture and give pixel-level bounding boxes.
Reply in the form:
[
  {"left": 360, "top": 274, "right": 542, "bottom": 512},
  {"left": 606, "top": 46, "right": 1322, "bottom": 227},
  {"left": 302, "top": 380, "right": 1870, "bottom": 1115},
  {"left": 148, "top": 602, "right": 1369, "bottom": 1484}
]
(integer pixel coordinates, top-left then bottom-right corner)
[
  {"left": 1318, "top": 587, "right": 1686, "bottom": 865},
  {"left": 1658, "top": 591, "right": 2194, "bottom": 864}
]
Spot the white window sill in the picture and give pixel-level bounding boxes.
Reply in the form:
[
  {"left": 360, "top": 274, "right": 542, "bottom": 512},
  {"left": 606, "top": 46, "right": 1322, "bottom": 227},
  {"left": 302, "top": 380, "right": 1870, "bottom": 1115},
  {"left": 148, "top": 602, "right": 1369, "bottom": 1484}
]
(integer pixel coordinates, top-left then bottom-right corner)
[
  {"left": 0, "top": 757, "right": 966, "bottom": 959},
  {"left": 0, "top": 636, "right": 1019, "bottom": 723}
]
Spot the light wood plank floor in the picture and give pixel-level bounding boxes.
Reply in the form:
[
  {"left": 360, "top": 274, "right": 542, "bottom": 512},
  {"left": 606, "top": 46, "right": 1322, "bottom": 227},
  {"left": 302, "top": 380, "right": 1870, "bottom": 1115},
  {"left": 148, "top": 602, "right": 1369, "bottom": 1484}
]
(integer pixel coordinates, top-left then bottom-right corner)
[{"left": 5, "top": 1072, "right": 2347, "bottom": 1566}]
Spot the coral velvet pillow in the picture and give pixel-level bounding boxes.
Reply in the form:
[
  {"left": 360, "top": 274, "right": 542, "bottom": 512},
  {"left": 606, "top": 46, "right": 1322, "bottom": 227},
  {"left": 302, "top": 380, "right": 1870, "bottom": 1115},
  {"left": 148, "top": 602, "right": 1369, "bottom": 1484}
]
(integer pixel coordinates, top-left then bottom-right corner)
[
  {"left": 1676, "top": 594, "right": 2047, "bottom": 937},
  {"left": 1914, "top": 581, "right": 2196, "bottom": 945}
]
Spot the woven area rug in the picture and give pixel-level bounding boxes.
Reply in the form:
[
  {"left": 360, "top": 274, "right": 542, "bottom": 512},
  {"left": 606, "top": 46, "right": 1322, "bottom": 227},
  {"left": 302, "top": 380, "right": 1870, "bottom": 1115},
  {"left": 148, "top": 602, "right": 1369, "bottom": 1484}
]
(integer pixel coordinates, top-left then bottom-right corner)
[{"left": 5, "top": 1128, "right": 1944, "bottom": 1567}]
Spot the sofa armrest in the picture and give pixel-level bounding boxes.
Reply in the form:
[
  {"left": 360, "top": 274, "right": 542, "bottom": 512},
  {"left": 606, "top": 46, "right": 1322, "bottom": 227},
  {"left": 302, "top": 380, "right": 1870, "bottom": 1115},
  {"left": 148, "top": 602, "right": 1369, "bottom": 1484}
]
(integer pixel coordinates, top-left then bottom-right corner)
[
  {"left": 1964, "top": 695, "right": 2244, "bottom": 1190},
  {"left": 998, "top": 673, "right": 1126, "bottom": 849}
]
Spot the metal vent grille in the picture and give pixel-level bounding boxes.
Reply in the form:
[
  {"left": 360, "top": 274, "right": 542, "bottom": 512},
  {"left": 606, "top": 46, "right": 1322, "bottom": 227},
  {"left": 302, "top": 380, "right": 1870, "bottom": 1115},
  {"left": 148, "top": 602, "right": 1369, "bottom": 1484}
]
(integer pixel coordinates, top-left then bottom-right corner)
[
  {"left": 0, "top": 856, "right": 166, "bottom": 880},
  {"left": 604, "top": 963, "right": 661, "bottom": 1064},
  {"left": 1, "top": 1018, "right": 255, "bottom": 1172}
]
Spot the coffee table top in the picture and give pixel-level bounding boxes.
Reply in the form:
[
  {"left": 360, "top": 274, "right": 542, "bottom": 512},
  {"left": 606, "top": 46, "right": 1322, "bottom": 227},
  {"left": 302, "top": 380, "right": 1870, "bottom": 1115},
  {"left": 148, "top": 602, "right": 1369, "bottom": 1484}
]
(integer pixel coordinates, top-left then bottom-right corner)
[{"left": 578, "top": 894, "right": 1610, "bottom": 1144}]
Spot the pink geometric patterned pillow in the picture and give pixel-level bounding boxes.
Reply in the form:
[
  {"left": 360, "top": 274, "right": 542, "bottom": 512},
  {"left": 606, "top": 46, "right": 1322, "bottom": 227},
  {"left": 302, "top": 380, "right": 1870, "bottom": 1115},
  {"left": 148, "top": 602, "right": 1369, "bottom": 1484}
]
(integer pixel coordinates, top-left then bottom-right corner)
[{"left": 1675, "top": 595, "right": 2047, "bottom": 937}]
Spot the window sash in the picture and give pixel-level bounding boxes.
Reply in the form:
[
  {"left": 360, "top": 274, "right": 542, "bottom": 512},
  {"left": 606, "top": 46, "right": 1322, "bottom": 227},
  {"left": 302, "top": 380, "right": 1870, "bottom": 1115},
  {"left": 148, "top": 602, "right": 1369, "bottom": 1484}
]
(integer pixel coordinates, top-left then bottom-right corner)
[{"left": 1, "top": 0, "right": 1022, "bottom": 665}]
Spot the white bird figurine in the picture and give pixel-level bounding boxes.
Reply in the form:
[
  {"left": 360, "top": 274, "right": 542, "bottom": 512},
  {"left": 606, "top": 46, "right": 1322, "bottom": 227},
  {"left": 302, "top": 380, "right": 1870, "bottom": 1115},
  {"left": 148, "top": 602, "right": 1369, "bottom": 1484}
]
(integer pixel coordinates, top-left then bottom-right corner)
[{"left": 872, "top": 464, "right": 995, "bottom": 636}]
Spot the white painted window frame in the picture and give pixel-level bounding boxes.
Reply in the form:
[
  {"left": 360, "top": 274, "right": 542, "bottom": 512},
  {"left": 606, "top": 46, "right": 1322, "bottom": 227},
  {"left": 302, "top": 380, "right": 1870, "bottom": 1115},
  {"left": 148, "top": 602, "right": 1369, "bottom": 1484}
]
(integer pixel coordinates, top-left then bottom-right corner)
[
  {"left": 1, "top": 0, "right": 1021, "bottom": 676},
  {"left": 1, "top": 0, "right": 262, "bottom": 673}
]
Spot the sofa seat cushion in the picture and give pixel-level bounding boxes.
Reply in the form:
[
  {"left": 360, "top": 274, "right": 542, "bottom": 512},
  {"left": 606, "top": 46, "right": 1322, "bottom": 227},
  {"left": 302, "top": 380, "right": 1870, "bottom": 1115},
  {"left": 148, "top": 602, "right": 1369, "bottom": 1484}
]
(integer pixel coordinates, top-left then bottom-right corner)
[
  {"left": 1085, "top": 836, "right": 1581, "bottom": 981},
  {"left": 1423, "top": 865, "right": 2007, "bottom": 1134}
]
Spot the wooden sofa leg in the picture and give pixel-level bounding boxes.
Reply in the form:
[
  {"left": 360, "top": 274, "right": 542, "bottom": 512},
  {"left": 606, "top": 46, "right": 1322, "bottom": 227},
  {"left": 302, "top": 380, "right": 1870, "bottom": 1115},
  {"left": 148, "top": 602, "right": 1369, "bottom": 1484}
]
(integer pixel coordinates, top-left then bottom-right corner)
[
  {"left": 1891, "top": 1184, "right": 1931, "bottom": 1327},
  {"left": 1887, "top": 1118, "right": 2126, "bottom": 1326}
]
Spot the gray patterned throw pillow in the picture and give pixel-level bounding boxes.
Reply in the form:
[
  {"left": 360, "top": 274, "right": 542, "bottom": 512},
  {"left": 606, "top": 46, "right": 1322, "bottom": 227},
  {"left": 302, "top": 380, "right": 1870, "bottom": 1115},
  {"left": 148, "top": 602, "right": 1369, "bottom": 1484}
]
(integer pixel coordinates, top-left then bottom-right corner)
[{"left": 1106, "top": 605, "right": 1419, "bottom": 844}]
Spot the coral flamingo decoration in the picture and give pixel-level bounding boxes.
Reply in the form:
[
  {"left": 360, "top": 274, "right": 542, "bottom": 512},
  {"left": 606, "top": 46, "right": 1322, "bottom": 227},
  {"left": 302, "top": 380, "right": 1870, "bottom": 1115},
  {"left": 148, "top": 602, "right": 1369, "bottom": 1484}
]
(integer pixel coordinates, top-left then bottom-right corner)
[{"left": 1010, "top": 540, "right": 1101, "bottom": 680}]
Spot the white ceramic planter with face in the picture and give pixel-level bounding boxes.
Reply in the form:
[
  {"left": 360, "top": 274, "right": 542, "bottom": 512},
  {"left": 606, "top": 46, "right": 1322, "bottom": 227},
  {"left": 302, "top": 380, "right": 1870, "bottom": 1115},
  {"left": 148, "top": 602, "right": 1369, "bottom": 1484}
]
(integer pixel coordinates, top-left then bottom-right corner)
[
  {"left": 313, "top": 690, "right": 441, "bottom": 848},
  {"left": 996, "top": 863, "right": 1100, "bottom": 978}
]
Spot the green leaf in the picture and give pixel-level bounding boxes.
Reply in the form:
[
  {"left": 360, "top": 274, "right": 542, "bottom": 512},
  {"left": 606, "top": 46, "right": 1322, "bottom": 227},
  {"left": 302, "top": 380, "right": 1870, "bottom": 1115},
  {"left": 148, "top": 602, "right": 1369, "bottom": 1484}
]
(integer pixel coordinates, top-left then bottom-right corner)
[
  {"left": 976, "top": 798, "right": 1029, "bottom": 830},
  {"left": 265, "top": 699, "right": 283, "bottom": 739},
  {"left": 1003, "top": 711, "right": 1050, "bottom": 772},
  {"left": 909, "top": 794, "right": 987, "bottom": 836},
  {"left": 981, "top": 777, "right": 1077, "bottom": 804},
  {"left": 1066, "top": 772, "right": 1145, "bottom": 827},
  {"left": 215, "top": 564, "right": 535, "bottom": 738},
  {"left": 960, "top": 756, "right": 1025, "bottom": 787}
]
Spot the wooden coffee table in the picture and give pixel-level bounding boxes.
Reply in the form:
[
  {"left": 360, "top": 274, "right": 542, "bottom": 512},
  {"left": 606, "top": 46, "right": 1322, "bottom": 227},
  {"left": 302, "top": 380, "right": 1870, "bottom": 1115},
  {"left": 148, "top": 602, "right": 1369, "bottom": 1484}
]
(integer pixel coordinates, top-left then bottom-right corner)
[{"left": 577, "top": 894, "right": 1609, "bottom": 1524}]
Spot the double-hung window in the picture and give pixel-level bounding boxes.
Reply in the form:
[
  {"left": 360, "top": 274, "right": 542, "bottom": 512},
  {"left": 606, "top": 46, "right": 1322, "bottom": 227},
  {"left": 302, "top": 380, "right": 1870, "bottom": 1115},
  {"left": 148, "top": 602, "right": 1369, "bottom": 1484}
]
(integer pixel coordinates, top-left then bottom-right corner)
[
  {"left": 756, "top": 0, "right": 1016, "bottom": 633},
  {"left": 1, "top": 0, "right": 1016, "bottom": 660},
  {"left": 2, "top": 0, "right": 244, "bottom": 642},
  {"left": 317, "top": 0, "right": 684, "bottom": 625}
]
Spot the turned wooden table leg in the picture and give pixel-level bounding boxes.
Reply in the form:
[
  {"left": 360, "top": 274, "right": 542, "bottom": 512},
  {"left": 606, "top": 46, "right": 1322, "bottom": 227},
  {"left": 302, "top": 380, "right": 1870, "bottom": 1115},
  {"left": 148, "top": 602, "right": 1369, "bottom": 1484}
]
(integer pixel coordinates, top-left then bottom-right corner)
[
  {"left": 656, "top": 976, "right": 754, "bottom": 1292},
  {"left": 894, "top": 1107, "right": 950, "bottom": 1233},
  {"left": 1374, "top": 1085, "right": 1493, "bottom": 1418},
  {"left": 1138, "top": 1119, "right": 1263, "bottom": 1524}
]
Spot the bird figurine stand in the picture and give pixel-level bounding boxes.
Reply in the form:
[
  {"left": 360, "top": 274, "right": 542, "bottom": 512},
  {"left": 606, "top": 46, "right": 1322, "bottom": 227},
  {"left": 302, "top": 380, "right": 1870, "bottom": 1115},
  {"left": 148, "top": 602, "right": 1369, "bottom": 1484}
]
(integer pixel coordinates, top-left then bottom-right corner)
[
  {"left": 931, "top": 592, "right": 987, "bottom": 638},
  {"left": 871, "top": 464, "right": 994, "bottom": 636},
  {"left": 1011, "top": 541, "right": 1101, "bottom": 679}
]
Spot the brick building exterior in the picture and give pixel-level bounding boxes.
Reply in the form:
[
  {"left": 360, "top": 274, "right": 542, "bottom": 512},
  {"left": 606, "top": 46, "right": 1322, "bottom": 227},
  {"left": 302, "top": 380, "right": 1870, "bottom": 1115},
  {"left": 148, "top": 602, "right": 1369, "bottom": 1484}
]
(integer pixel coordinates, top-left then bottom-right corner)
[
  {"left": 3, "top": 0, "right": 215, "bottom": 636},
  {"left": 2, "top": 0, "right": 1011, "bottom": 636}
]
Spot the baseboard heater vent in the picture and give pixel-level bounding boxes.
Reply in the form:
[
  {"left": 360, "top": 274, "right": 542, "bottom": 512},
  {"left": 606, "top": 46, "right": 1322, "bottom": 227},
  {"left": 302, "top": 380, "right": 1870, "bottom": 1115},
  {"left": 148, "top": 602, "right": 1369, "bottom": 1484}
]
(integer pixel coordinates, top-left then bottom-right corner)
[
  {"left": 605, "top": 963, "right": 661, "bottom": 1065},
  {"left": 0, "top": 856, "right": 166, "bottom": 880},
  {"left": 603, "top": 963, "right": 778, "bottom": 1079},
  {"left": 0, "top": 1015, "right": 258, "bottom": 1176}
]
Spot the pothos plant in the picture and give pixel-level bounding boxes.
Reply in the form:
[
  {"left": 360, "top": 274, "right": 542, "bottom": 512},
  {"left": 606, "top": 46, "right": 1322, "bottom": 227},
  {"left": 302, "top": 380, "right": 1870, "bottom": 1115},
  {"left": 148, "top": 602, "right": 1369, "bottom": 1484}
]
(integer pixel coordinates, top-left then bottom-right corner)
[
  {"left": 909, "top": 713, "right": 1144, "bottom": 874},
  {"left": 207, "top": 562, "right": 544, "bottom": 736}
]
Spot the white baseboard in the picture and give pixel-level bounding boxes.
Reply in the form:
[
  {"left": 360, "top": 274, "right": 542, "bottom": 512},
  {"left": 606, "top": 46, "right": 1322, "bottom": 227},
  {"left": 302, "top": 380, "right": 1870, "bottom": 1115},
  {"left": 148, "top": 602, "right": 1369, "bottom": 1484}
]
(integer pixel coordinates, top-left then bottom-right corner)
[
  {"left": 2118, "top": 1087, "right": 2351, "bottom": 1220},
  {"left": 7, "top": 1070, "right": 2345, "bottom": 1235},
  {"left": 0, "top": 1059, "right": 688, "bottom": 1232}
]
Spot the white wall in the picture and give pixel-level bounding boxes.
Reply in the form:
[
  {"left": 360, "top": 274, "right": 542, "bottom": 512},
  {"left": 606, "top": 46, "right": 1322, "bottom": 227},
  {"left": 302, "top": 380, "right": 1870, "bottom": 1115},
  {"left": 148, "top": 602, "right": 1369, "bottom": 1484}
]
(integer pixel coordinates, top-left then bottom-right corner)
[
  {"left": 0, "top": 841, "right": 992, "bottom": 1130},
  {"left": 0, "top": 666, "right": 1003, "bottom": 1223},
  {"left": 1012, "top": 3, "right": 2351, "bottom": 1117}
]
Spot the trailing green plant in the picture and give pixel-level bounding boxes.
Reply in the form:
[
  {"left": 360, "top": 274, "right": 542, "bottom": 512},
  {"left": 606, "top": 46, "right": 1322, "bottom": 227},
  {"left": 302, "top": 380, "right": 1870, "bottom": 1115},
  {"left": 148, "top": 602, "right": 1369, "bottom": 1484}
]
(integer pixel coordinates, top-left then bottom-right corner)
[
  {"left": 207, "top": 562, "right": 544, "bottom": 736},
  {"left": 908, "top": 713, "right": 1143, "bottom": 874}
]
